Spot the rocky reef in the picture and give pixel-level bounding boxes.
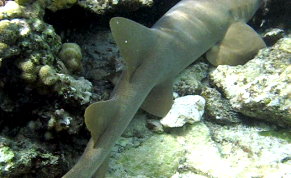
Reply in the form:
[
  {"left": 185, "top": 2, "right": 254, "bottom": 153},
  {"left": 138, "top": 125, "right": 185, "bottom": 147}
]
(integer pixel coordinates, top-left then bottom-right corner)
[
  {"left": 0, "top": 1, "right": 94, "bottom": 176},
  {"left": 78, "top": 0, "right": 154, "bottom": 14},
  {"left": 106, "top": 37, "right": 291, "bottom": 177},
  {"left": 0, "top": 0, "right": 290, "bottom": 177},
  {"left": 107, "top": 116, "right": 290, "bottom": 177},
  {"left": 210, "top": 38, "right": 291, "bottom": 127},
  {"left": 0, "top": 0, "right": 93, "bottom": 123}
]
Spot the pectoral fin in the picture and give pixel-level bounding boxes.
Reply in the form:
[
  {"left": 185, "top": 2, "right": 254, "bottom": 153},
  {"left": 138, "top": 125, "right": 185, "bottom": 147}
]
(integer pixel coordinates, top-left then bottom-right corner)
[
  {"left": 206, "top": 21, "right": 266, "bottom": 66},
  {"left": 84, "top": 98, "right": 118, "bottom": 146},
  {"left": 141, "top": 80, "right": 174, "bottom": 117}
]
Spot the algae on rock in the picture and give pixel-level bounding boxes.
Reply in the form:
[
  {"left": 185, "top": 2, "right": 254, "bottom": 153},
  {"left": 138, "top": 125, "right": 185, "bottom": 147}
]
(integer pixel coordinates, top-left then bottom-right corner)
[
  {"left": 108, "top": 114, "right": 291, "bottom": 177},
  {"left": 0, "top": 136, "right": 63, "bottom": 177},
  {"left": 210, "top": 38, "right": 291, "bottom": 127}
]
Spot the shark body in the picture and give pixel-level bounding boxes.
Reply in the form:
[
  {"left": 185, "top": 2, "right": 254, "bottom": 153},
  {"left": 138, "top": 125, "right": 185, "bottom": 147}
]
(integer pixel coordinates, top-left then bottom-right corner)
[{"left": 63, "top": 0, "right": 265, "bottom": 177}]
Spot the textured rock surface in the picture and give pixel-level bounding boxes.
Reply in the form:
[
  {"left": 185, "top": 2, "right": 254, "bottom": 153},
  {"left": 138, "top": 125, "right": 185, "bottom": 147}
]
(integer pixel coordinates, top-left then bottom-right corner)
[
  {"left": 210, "top": 38, "right": 291, "bottom": 127},
  {"left": 201, "top": 87, "right": 242, "bottom": 124},
  {"left": 263, "top": 28, "right": 285, "bottom": 46},
  {"left": 173, "top": 61, "right": 209, "bottom": 96},
  {"left": 108, "top": 115, "right": 291, "bottom": 177},
  {"left": 78, "top": 0, "right": 154, "bottom": 14},
  {"left": 0, "top": 136, "right": 64, "bottom": 177},
  {"left": 160, "top": 95, "right": 205, "bottom": 128}
]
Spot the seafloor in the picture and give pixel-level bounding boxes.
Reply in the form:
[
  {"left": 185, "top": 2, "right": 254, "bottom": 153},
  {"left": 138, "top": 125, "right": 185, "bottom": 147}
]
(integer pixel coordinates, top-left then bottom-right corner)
[{"left": 0, "top": 0, "right": 290, "bottom": 177}]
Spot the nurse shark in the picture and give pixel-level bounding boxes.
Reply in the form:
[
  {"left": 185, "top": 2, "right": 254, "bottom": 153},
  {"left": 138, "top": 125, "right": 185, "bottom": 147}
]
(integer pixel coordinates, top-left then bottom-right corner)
[{"left": 63, "top": 0, "right": 266, "bottom": 177}]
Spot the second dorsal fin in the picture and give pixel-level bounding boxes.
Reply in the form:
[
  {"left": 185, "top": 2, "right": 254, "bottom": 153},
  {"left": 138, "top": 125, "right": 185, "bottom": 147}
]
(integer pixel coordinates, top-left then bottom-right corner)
[
  {"left": 110, "top": 17, "right": 157, "bottom": 80},
  {"left": 84, "top": 98, "right": 118, "bottom": 146}
]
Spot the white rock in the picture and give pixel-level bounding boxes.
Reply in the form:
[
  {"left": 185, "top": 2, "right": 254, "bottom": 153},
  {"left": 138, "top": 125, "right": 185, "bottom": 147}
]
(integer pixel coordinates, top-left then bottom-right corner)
[{"left": 160, "top": 95, "right": 205, "bottom": 128}]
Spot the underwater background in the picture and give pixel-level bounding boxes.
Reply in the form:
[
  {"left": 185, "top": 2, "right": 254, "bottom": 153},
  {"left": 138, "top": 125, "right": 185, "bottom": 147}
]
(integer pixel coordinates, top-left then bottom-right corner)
[{"left": 0, "top": 0, "right": 290, "bottom": 177}]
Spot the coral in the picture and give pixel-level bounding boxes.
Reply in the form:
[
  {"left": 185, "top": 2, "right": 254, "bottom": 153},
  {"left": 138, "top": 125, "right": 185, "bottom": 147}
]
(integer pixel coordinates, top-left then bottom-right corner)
[
  {"left": 18, "top": 59, "right": 38, "bottom": 82},
  {"left": 0, "top": 1, "right": 23, "bottom": 20},
  {"left": 0, "top": 0, "right": 93, "bottom": 107},
  {"left": 210, "top": 38, "right": 291, "bottom": 126},
  {"left": 39, "top": 65, "right": 59, "bottom": 86},
  {"left": 47, "top": 0, "right": 77, "bottom": 12},
  {"left": 0, "top": 1, "right": 45, "bottom": 20},
  {"left": 58, "top": 43, "right": 83, "bottom": 73},
  {"left": 0, "top": 136, "right": 64, "bottom": 177},
  {"left": 0, "top": 146, "right": 15, "bottom": 174},
  {"left": 46, "top": 108, "right": 82, "bottom": 134},
  {"left": 0, "top": 18, "right": 61, "bottom": 68},
  {"left": 55, "top": 74, "right": 92, "bottom": 105},
  {"left": 0, "top": 2, "right": 94, "bottom": 175},
  {"left": 78, "top": 0, "right": 153, "bottom": 14},
  {"left": 0, "top": 19, "right": 22, "bottom": 45}
]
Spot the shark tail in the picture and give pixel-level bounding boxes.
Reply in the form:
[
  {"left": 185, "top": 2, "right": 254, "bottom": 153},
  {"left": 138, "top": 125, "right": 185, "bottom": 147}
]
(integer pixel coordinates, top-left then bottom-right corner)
[{"left": 62, "top": 98, "right": 119, "bottom": 178}]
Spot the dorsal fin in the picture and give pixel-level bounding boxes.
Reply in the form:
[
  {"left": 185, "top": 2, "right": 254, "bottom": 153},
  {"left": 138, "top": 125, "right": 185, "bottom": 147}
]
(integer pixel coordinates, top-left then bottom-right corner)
[{"left": 109, "top": 17, "right": 157, "bottom": 80}]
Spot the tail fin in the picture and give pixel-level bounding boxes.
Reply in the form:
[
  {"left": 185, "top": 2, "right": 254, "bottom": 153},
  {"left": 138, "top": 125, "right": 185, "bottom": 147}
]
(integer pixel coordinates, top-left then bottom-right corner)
[
  {"left": 109, "top": 17, "right": 158, "bottom": 80},
  {"left": 84, "top": 98, "right": 118, "bottom": 146}
]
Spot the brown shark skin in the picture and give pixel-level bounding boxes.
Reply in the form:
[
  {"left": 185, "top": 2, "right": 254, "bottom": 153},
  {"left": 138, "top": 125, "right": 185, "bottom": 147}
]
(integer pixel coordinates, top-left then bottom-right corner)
[{"left": 63, "top": 0, "right": 263, "bottom": 177}]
